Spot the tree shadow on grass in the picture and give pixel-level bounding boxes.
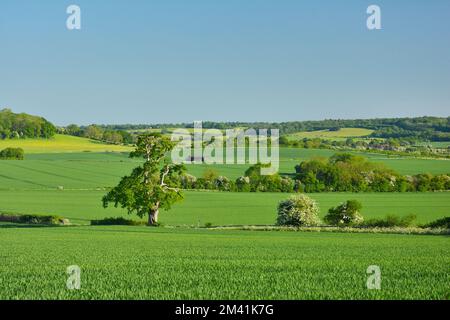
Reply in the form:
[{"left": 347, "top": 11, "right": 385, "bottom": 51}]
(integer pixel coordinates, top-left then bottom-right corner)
[{"left": 0, "top": 222, "right": 64, "bottom": 229}]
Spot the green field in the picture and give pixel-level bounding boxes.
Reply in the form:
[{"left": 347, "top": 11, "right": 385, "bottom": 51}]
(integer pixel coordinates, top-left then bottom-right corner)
[
  {"left": 0, "top": 150, "right": 448, "bottom": 192},
  {"left": 0, "top": 134, "right": 132, "bottom": 153},
  {"left": 0, "top": 141, "right": 449, "bottom": 300},
  {"left": 0, "top": 226, "right": 448, "bottom": 299},
  {"left": 0, "top": 190, "right": 448, "bottom": 225}
]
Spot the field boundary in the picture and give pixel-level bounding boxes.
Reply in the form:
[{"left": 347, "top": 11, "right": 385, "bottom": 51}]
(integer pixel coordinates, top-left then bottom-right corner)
[{"left": 202, "top": 225, "right": 450, "bottom": 236}]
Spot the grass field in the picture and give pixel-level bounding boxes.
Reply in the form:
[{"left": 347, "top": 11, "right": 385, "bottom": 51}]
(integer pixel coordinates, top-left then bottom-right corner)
[
  {"left": 0, "top": 190, "right": 448, "bottom": 225},
  {"left": 0, "top": 150, "right": 448, "bottom": 191},
  {"left": 0, "top": 226, "right": 448, "bottom": 299},
  {"left": 0, "top": 134, "right": 132, "bottom": 153}
]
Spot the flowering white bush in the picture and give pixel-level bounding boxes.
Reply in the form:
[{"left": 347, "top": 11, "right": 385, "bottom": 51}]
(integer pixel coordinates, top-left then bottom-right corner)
[{"left": 276, "top": 194, "right": 321, "bottom": 227}]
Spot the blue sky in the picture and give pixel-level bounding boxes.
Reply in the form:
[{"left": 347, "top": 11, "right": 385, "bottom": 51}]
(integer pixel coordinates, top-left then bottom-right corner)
[{"left": 1, "top": 0, "right": 449, "bottom": 125}]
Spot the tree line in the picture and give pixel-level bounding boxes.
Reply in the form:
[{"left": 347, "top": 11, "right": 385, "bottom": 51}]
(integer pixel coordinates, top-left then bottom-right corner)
[
  {"left": 173, "top": 154, "right": 450, "bottom": 193},
  {"left": 279, "top": 137, "right": 449, "bottom": 158},
  {"left": 0, "top": 109, "right": 56, "bottom": 139},
  {"left": 89, "top": 116, "right": 450, "bottom": 141},
  {"left": 60, "top": 124, "right": 135, "bottom": 145}
]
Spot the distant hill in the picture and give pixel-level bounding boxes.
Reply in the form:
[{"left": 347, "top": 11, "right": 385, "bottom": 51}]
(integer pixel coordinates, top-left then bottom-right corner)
[{"left": 0, "top": 108, "right": 56, "bottom": 139}]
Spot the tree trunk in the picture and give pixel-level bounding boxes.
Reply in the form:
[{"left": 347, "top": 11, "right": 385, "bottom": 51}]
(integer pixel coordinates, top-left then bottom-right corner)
[{"left": 148, "top": 208, "right": 159, "bottom": 226}]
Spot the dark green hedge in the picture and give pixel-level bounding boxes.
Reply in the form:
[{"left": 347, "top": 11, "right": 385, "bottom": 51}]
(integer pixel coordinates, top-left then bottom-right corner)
[
  {"left": 0, "top": 147, "right": 24, "bottom": 160},
  {"left": 91, "top": 217, "right": 145, "bottom": 226}
]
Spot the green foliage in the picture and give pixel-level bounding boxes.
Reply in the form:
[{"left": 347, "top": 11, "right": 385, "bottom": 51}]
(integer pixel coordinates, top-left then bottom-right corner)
[
  {"left": 324, "top": 200, "right": 364, "bottom": 226},
  {"left": 0, "top": 213, "right": 67, "bottom": 225},
  {"left": 363, "top": 214, "right": 417, "bottom": 228},
  {"left": 204, "top": 222, "right": 213, "bottom": 228},
  {"left": 422, "top": 217, "right": 450, "bottom": 229},
  {"left": 276, "top": 194, "right": 321, "bottom": 227},
  {"left": 0, "top": 108, "right": 56, "bottom": 139},
  {"left": 102, "top": 133, "right": 185, "bottom": 225},
  {"left": 0, "top": 147, "right": 24, "bottom": 160},
  {"left": 91, "top": 217, "right": 145, "bottom": 226},
  {"left": 63, "top": 123, "right": 135, "bottom": 145},
  {"left": 295, "top": 153, "right": 449, "bottom": 192}
]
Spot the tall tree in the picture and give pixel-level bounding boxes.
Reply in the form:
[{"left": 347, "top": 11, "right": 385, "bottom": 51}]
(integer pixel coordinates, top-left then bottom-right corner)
[{"left": 102, "top": 133, "right": 185, "bottom": 225}]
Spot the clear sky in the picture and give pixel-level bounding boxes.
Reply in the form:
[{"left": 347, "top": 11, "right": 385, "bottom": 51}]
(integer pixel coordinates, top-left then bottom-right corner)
[{"left": 1, "top": 0, "right": 449, "bottom": 125}]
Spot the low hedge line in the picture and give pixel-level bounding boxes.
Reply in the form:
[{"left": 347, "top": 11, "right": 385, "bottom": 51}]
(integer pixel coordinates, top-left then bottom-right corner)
[
  {"left": 0, "top": 213, "right": 69, "bottom": 225},
  {"left": 207, "top": 225, "right": 450, "bottom": 236},
  {"left": 90, "top": 217, "right": 146, "bottom": 226}
]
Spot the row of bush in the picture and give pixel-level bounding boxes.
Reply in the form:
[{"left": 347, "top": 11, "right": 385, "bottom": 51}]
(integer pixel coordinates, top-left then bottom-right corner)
[
  {"left": 61, "top": 124, "right": 135, "bottom": 145},
  {"left": 275, "top": 194, "right": 449, "bottom": 229},
  {"left": 279, "top": 136, "right": 449, "bottom": 158},
  {"left": 0, "top": 213, "right": 68, "bottom": 225},
  {"left": 174, "top": 154, "right": 450, "bottom": 193},
  {"left": 90, "top": 217, "right": 146, "bottom": 226},
  {"left": 0, "top": 147, "right": 24, "bottom": 160},
  {"left": 294, "top": 153, "right": 450, "bottom": 192}
]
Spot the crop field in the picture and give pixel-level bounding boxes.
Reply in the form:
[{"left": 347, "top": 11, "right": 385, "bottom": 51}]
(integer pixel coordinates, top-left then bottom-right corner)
[
  {"left": 286, "top": 128, "right": 374, "bottom": 141},
  {"left": 0, "top": 190, "right": 448, "bottom": 225},
  {"left": 0, "top": 143, "right": 449, "bottom": 301},
  {"left": 0, "top": 149, "right": 448, "bottom": 191},
  {"left": 0, "top": 134, "right": 132, "bottom": 153},
  {"left": 0, "top": 226, "right": 448, "bottom": 300}
]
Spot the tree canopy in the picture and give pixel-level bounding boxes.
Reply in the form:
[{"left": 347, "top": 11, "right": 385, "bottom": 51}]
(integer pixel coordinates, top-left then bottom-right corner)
[
  {"left": 0, "top": 108, "right": 56, "bottom": 139},
  {"left": 102, "top": 133, "right": 185, "bottom": 225}
]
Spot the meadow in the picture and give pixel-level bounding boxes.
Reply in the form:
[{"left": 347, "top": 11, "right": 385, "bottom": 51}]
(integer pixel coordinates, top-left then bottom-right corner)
[{"left": 0, "top": 226, "right": 448, "bottom": 299}]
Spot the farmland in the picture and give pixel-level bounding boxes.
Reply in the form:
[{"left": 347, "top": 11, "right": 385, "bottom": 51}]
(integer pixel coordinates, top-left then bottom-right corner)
[
  {"left": 0, "top": 135, "right": 449, "bottom": 300},
  {"left": 0, "top": 134, "right": 132, "bottom": 153},
  {"left": 0, "top": 190, "right": 448, "bottom": 225},
  {"left": 0, "top": 149, "right": 448, "bottom": 191},
  {"left": 0, "top": 226, "right": 448, "bottom": 300},
  {"left": 286, "top": 128, "right": 374, "bottom": 141}
]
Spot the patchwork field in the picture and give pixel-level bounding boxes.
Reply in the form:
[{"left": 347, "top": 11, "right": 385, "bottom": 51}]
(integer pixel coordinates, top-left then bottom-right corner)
[{"left": 0, "top": 145, "right": 449, "bottom": 300}]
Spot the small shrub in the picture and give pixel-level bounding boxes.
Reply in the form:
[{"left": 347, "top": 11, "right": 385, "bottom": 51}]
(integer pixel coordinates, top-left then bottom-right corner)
[
  {"left": 324, "top": 200, "right": 364, "bottom": 226},
  {"left": 276, "top": 194, "right": 321, "bottom": 227},
  {"left": 363, "top": 214, "right": 417, "bottom": 228},
  {"left": 90, "top": 217, "right": 145, "bottom": 226},
  {"left": 422, "top": 217, "right": 450, "bottom": 229},
  {"left": 0, "top": 147, "right": 24, "bottom": 160},
  {"left": 204, "top": 222, "right": 213, "bottom": 228}
]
